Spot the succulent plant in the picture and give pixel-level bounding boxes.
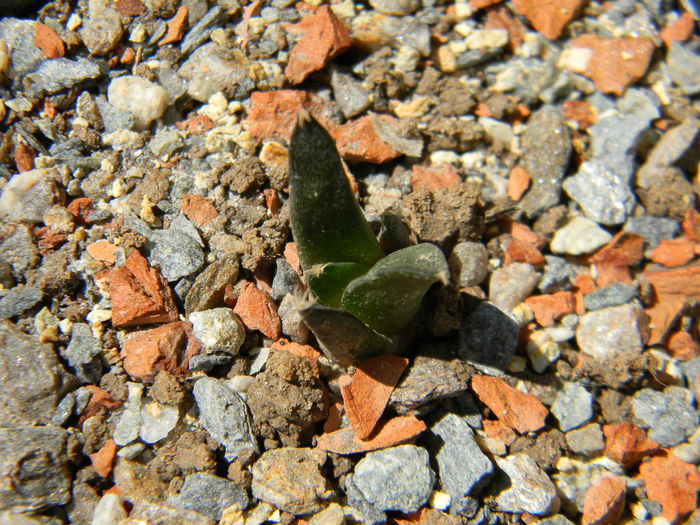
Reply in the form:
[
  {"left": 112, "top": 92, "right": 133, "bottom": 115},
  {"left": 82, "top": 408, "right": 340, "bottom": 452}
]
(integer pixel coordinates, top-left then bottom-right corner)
[{"left": 289, "top": 111, "right": 449, "bottom": 367}]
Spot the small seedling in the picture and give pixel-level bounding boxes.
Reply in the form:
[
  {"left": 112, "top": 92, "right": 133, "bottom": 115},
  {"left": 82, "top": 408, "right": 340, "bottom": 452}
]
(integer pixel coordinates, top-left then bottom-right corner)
[{"left": 289, "top": 111, "right": 449, "bottom": 367}]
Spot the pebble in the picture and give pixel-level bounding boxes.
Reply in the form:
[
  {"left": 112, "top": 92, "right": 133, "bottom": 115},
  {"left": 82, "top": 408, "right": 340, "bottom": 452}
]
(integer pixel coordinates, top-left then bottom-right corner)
[
  {"left": 278, "top": 294, "right": 309, "bottom": 343},
  {"left": 192, "top": 377, "right": 258, "bottom": 461},
  {"left": 0, "top": 426, "right": 72, "bottom": 512},
  {"left": 458, "top": 301, "right": 520, "bottom": 372},
  {"left": 623, "top": 216, "right": 679, "bottom": 250},
  {"left": 51, "top": 392, "right": 75, "bottom": 426},
  {"left": 348, "top": 445, "right": 435, "bottom": 514},
  {"left": 271, "top": 258, "right": 302, "bottom": 301},
  {"left": 92, "top": 493, "right": 128, "bottom": 525},
  {"left": 632, "top": 387, "right": 697, "bottom": 447},
  {"left": 0, "top": 18, "right": 44, "bottom": 80},
  {"left": 251, "top": 447, "right": 332, "bottom": 516},
  {"left": 583, "top": 282, "right": 637, "bottom": 311},
  {"left": 107, "top": 75, "right": 169, "bottom": 130},
  {"left": 150, "top": 216, "right": 205, "bottom": 282},
  {"left": 550, "top": 216, "right": 613, "bottom": 256},
  {"left": 0, "top": 168, "right": 58, "bottom": 224},
  {"left": 426, "top": 413, "right": 493, "bottom": 512},
  {"left": 94, "top": 96, "right": 135, "bottom": 134},
  {"left": 181, "top": 6, "right": 226, "bottom": 55},
  {"left": 673, "top": 426, "right": 700, "bottom": 464},
  {"left": 667, "top": 42, "right": 700, "bottom": 95},
  {"left": 369, "top": 0, "right": 419, "bottom": 15},
  {"left": 24, "top": 58, "right": 103, "bottom": 99},
  {"left": 188, "top": 354, "right": 233, "bottom": 372},
  {"left": 189, "top": 308, "right": 245, "bottom": 354},
  {"left": 81, "top": 7, "right": 123, "bottom": 56},
  {"left": 308, "top": 502, "right": 346, "bottom": 525},
  {"left": 449, "top": 241, "right": 489, "bottom": 287},
  {"left": 562, "top": 160, "right": 637, "bottom": 226},
  {"left": 566, "top": 424, "right": 606, "bottom": 457},
  {"left": 538, "top": 256, "right": 581, "bottom": 293},
  {"left": 178, "top": 43, "right": 251, "bottom": 103},
  {"left": 184, "top": 257, "right": 239, "bottom": 315},
  {"left": 551, "top": 382, "right": 594, "bottom": 432},
  {"left": 167, "top": 472, "right": 249, "bottom": 521},
  {"left": 489, "top": 262, "right": 541, "bottom": 312},
  {"left": 61, "top": 322, "right": 103, "bottom": 384},
  {"left": 527, "top": 333, "right": 561, "bottom": 373},
  {"left": 0, "top": 285, "right": 43, "bottom": 319},
  {"left": 519, "top": 107, "right": 572, "bottom": 218},
  {"left": 113, "top": 382, "right": 144, "bottom": 446},
  {"left": 139, "top": 401, "right": 179, "bottom": 444},
  {"left": 330, "top": 68, "right": 372, "bottom": 119},
  {"left": 493, "top": 453, "right": 558, "bottom": 515},
  {"left": 576, "top": 303, "right": 647, "bottom": 361}
]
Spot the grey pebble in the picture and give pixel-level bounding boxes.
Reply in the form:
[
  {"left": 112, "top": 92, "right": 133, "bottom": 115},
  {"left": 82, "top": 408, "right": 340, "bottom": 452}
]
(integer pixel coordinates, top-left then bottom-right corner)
[
  {"left": 623, "top": 215, "right": 680, "bottom": 249},
  {"left": 0, "top": 321, "right": 75, "bottom": 427},
  {"left": 150, "top": 215, "right": 205, "bottom": 281},
  {"left": 94, "top": 96, "right": 135, "bottom": 134},
  {"left": 1, "top": 224, "right": 39, "bottom": 274},
  {"left": 550, "top": 216, "right": 612, "bottom": 255},
  {"left": 583, "top": 281, "right": 637, "bottom": 311},
  {"left": 278, "top": 294, "right": 310, "bottom": 343},
  {"left": 24, "top": 58, "right": 103, "bottom": 99},
  {"left": 370, "top": 0, "right": 419, "bottom": 15},
  {"left": 348, "top": 445, "right": 435, "bottom": 514},
  {"left": 632, "top": 386, "right": 698, "bottom": 447},
  {"left": 181, "top": 6, "right": 226, "bottom": 56},
  {"left": 271, "top": 258, "right": 302, "bottom": 302},
  {"left": 551, "top": 382, "right": 593, "bottom": 432},
  {"left": 459, "top": 301, "right": 519, "bottom": 372},
  {"left": 539, "top": 255, "right": 580, "bottom": 293},
  {"left": 331, "top": 69, "right": 372, "bottom": 119},
  {"left": 668, "top": 42, "right": 700, "bottom": 96},
  {"left": 188, "top": 354, "right": 233, "bottom": 372},
  {"left": 192, "top": 377, "right": 258, "bottom": 461},
  {"left": 563, "top": 159, "right": 636, "bottom": 226},
  {"left": 61, "top": 323, "right": 103, "bottom": 384},
  {"left": 0, "top": 426, "right": 72, "bottom": 512},
  {"left": 535, "top": 516, "right": 575, "bottom": 525},
  {"left": 81, "top": 8, "right": 123, "bottom": 57},
  {"left": 178, "top": 43, "right": 251, "bottom": 103},
  {"left": 167, "top": 473, "right": 249, "bottom": 521},
  {"left": 185, "top": 257, "right": 239, "bottom": 315},
  {"left": 51, "top": 392, "right": 76, "bottom": 427},
  {"left": 493, "top": 453, "right": 558, "bottom": 516},
  {"left": 426, "top": 413, "right": 493, "bottom": 512},
  {"left": 0, "top": 18, "right": 44, "bottom": 80},
  {"left": 489, "top": 262, "right": 541, "bottom": 312},
  {"left": 565, "top": 423, "right": 605, "bottom": 457},
  {"left": 252, "top": 447, "right": 332, "bottom": 516},
  {"left": 449, "top": 241, "right": 489, "bottom": 287},
  {"left": 518, "top": 107, "right": 572, "bottom": 218},
  {"left": 0, "top": 285, "right": 43, "bottom": 319},
  {"left": 189, "top": 308, "right": 245, "bottom": 354},
  {"left": 379, "top": 16, "right": 431, "bottom": 56},
  {"left": 576, "top": 303, "right": 647, "bottom": 361},
  {"left": 112, "top": 383, "right": 143, "bottom": 446}
]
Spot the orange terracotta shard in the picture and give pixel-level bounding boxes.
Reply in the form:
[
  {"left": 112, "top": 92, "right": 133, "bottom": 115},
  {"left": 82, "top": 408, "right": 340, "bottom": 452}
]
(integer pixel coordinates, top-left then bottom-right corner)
[
  {"left": 507, "top": 166, "right": 531, "bottom": 201},
  {"left": 411, "top": 164, "right": 461, "bottom": 191},
  {"left": 644, "top": 262, "right": 700, "bottom": 302},
  {"left": 582, "top": 475, "right": 626, "bottom": 525},
  {"left": 107, "top": 250, "right": 179, "bottom": 327},
  {"left": 159, "top": 6, "right": 188, "bottom": 46},
  {"left": 650, "top": 238, "right": 696, "bottom": 268},
  {"left": 181, "top": 194, "right": 219, "bottom": 227},
  {"left": 89, "top": 439, "right": 118, "bottom": 478},
  {"left": 233, "top": 281, "right": 282, "bottom": 339},
  {"left": 661, "top": 12, "right": 695, "bottom": 45},
  {"left": 333, "top": 114, "right": 404, "bottom": 164},
  {"left": 339, "top": 355, "right": 409, "bottom": 440},
  {"left": 645, "top": 297, "right": 686, "bottom": 346},
  {"left": 640, "top": 451, "right": 700, "bottom": 524},
  {"left": 471, "top": 375, "right": 547, "bottom": 433},
  {"left": 525, "top": 291, "right": 576, "bottom": 327},
  {"left": 35, "top": 23, "right": 65, "bottom": 59},
  {"left": 87, "top": 240, "right": 117, "bottom": 265},
  {"left": 603, "top": 423, "right": 659, "bottom": 468},
  {"left": 285, "top": 5, "right": 352, "bottom": 85},
  {"left": 512, "top": 0, "right": 585, "bottom": 39},
  {"left": 316, "top": 416, "right": 426, "bottom": 455},
  {"left": 504, "top": 238, "right": 545, "bottom": 268}
]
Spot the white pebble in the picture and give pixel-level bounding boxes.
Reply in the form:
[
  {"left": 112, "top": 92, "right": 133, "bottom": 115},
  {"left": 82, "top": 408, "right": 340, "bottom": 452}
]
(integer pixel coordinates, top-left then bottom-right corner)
[
  {"left": 107, "top": 75, "right": 169, "bottom": 130},
  {"left": 551, "top": 216, "right": 613, "bottom": 255}
]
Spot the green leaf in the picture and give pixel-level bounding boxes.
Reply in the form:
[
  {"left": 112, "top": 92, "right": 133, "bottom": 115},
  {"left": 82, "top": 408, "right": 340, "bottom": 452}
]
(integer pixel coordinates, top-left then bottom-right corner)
[
  {"left": 295, "top": 291, "right": 399, "bottom": 368},
  {"left": 306, "top": 262, "right": 372, "bottom": 308},
  {"left": 289, "top": 112, "right": 384, "bottom": 275},
  {"left": 340, "top": 243, "right": 449, "bottom": 334}
]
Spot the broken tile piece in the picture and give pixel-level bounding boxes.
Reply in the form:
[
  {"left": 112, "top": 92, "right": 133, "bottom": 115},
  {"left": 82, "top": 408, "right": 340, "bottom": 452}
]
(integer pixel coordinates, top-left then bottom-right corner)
[
  {"left": 159, "top": 5, "right": 188, "bottom": 46},
  {"left": 582, "top": 475, "right": 626, "bottom": 525},
  {"left": 106, "top": 250, "right": 179, "bottom": 327},
  {"left": 512, "top": 0, "right": 585, "bottom": 40},
  {"left": 89, "top": 438, "right": 118, "bottom": 478},
  {"left": 340, "top": 355, "right": 409, "bottom": 439},
  {"left": 181, "top": 194, "right": 219, "bottom": 227},
  {"left": 639, "top": 451, "right": 700, "bottom": 524},
  {"left": 411, "top": 164, "right": 461, "bottom": 191},
  {"left": 334, "top": 114, "right": 418, "bottom": 164},
  {"left": 35, "top": 23, "right": 65, "bottom": 59},
  {"left": 644, "top": 262, "right": 700, "bottom": 301},
  {"left": 285, "top": 5, "right": 352, "bottom": 85},
  {"left": 564, "top": 35, "right": 655, "bottom": 95},
  {"left": 525, "top": 291, "right": 575, "bottom": 327},
  {"left": 470, "top": 375, "right": 548, "bottom": 433},
  {"left": 650, "top": 237, "right": 696, "bottom": 268},
  {"left": 233, "top": 281, "right": 282, "bottom": 340},
  {"left": 316, "top": 416, "right": 426, "bottom": 455},
  {"left": 603, "top": 423, "right": 659, "bottom": 468},
  {"left": 507, "top": 166, "right": 530, "bottom": 201},
  {"left": 87, "top": 240, "right": 117, "bottom": 265}
]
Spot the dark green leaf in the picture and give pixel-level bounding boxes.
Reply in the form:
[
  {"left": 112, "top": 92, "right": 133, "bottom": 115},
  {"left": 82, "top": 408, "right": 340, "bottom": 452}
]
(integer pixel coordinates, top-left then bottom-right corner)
[
  {"left": 340, "top": 243, "right": 449, "bottom": 334},
  {"left": 306, "top": 262, "right": 371, "bottom": 308}
]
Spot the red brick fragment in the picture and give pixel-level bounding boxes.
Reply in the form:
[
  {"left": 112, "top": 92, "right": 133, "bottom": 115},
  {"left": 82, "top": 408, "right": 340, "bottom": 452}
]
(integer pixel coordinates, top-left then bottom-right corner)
[
  {"left": 572, "top": 273, "right": 596, "bottom": 314},
  {"left": 582, "top": 475, "right": 626, "bottom": 525},
  {"left": 35, "top": 23, "right": 65, "bottom": 59},
  {"left": 562, "top": 100, "right": 597, "bottom": 130},
  {"left": 504, "top": 238, "right": 544, "bottom": 268},
  {"left": 81, "top": 385, "right": 122, "bottom": 422},
  {"left": 285, "top": 5, "right": 352, "bottom": 85},
  {"left": 591, "top": 232, "right": 644, "bottom": 287},
  {"left": 603, "top": 423, "right": 659, "bottom": 468},
  {"left": 661, "top": 12, "right": 695, "bottom": 45},
  {"left": 666, "top": 331, "right": 699, "bottom": 361},
  {"left": 15, "top": 143, "right": 36, "bottom": 172},
  {"left": 339, "top": 355, "right": 409, "bottom": 440},
  {"left": 645, "top": 298, "right": 686, "bottom": 346},
  {"left": 512, "top": 0, "right": 585, "bottom": 39},
  {"left": 36, "top": 226, "right": 67, "bottom": 254},
  {"left": 470, "top": 0, "right": 501, "bottom": 8},
  {"left": 159, "top": 6, "right": 188, "bottom": 46},
  {"left": 181, "top": 194, "right": 218, "bottom": 227},
  {"left": 566, "top": 34, "right": 655, "bottom": 95},
  {"left": 263, "top": 189, "right": 281, "bottom": 217},
  {"left": 114, "top": 0, "right": 146, "bottom": 16},
  {"left": 176, "top": 115, "right": 214, "bottom": 135},
  {"left": 323, "top": 402, "right": 343, "bottom": 433},
  {"left": 644, "top": 262, "right": 700, "bottom": 302},
  {"left": 333, "top": 114, "right": 403, "bottom": 164},
  {"left": 284, "top": 243, "right": 302, "bottom": 275},
  {"left": 471, "top": 375, "right": 548, "bottom": 433},
  {"left": 483, "top": 419, "right": 517, "bottom": 446},
  {"left": 316, "top": 416, "right": 426, "bottom": 455},
  {"left": 85, "top": 241, "right": 116, "bottom": 265},
  {"left": 233, "top": 281, "right": 282, "bottom": 339},
  {"left": 120, "top": 321, "right": 198, "bottom": 382},
  {"left": 67, "top": 198, "right": 93, "bottom": 225},
  {"left": 640, "top": 451, "right": 700, "bottom": 524},
  {"left": 682, "top": 208, "right": 700, "bottom": 244},
  {"left": 524, "top": 291, "right": 575, "bottom": 327},
  {"left": 107, "top": 250, "right": 179, "bottom": 327},
  {"left": 506, "top": 220, "right": 547, "bottom": 250},
  {"left": 650, "top": 238, "right": 696, "bottom": 268},
  {"left": 507, "top": 166, "right": 530, "bottom": 201},
  {"left": 89, "top": 439, "right": 118, "bottom": 478},
  {"left": 411, "top": 164, "right": 460, "bottom": 191}
]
